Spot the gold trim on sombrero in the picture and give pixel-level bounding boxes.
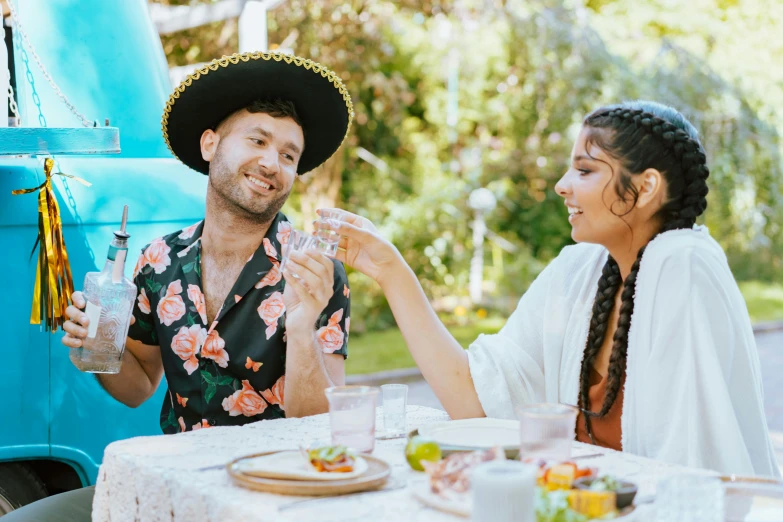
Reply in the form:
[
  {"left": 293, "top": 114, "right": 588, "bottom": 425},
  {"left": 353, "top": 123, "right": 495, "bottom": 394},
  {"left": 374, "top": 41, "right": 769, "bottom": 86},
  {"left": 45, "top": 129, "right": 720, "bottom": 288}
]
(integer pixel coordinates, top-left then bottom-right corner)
[{"left": 160, "top": 51, "right": 355, "bottom": 171}]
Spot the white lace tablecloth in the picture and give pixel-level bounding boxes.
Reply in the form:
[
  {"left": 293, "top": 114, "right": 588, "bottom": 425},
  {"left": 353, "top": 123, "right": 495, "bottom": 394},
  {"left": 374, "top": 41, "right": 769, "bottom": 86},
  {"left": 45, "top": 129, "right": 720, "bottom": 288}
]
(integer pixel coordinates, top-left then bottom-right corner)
[{"left": 92, "top": 405, "right": 714, "bottom": 522}]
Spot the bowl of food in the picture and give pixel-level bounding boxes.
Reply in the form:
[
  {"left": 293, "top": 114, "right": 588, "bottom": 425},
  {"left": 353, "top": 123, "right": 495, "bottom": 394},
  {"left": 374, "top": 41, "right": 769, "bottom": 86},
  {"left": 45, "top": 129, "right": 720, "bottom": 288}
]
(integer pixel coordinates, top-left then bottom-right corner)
[{"left": 574, "top": 475, "right": 637, "bottom": 509}]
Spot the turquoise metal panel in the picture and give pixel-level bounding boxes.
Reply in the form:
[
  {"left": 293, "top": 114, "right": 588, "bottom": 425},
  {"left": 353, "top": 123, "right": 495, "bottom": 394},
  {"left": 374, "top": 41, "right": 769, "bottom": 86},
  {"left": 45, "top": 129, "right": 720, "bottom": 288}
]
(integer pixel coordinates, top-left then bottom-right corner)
[
  {"left": 0, "top": 445, "right": 90, "bottom": 487},
  {"left": 2, "top": 156, "right": 206, "bottom": 485},
  {"left": 1, "top": 0, "right": 209, "bottom": 487},
  {"left": 0, "top": 159, "right": 50, "bottom": 455},
  {"left": 12, "top": 0, "right": 173, "bottom": 158},
  {"left": 0, "top": 127, "right": 120, "bottom": 155},
  {"left": 52, "top": 157, "right": 207, "bottom": 227},
  {"left": 0, "top": 446, "right": 51, "bottom": 462}
]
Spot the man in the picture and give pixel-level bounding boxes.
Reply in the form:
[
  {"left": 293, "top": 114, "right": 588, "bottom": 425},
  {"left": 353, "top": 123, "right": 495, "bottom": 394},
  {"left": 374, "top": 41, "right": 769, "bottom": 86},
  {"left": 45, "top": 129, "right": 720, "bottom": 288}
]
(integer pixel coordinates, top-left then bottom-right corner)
[{"left": 3, "top": 53, "right": 353, "bottom": 520}]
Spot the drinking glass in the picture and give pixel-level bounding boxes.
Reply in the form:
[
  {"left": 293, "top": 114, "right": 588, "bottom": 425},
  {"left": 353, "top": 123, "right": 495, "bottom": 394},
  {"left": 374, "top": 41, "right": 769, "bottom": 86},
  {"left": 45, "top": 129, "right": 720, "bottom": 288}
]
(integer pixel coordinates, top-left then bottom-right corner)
[
  {"left": 279, "top": 229, "right": 315, "bottom": 273},
  {"left": 517, "top": 403, "right": 577, "bottom": 461},
  {"left": 381, "top": 384, "right": 408, "bottom": 436},
  {"left": 324, "top": 386, "right": 380, "bottom": 453},
  {"left": 312, "top": 210, "right": 345, "bottom": 258},
  {"left": 655, "top": 475, "right": 725, "bottom": 522}
]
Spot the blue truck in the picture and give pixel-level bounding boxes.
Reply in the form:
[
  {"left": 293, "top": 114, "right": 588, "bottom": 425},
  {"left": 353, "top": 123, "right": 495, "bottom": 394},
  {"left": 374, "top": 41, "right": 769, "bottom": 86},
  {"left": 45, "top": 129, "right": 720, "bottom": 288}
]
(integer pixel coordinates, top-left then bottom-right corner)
[{"left": 0, "top": 0, "right": 206, "bottom": 513}]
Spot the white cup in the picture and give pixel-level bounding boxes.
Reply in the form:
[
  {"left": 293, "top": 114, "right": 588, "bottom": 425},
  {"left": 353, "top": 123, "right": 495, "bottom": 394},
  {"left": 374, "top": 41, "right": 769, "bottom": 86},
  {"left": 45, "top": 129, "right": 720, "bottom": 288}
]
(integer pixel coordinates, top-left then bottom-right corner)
[{"left": 471, "top": 460, "right": 536, "bottom": 522}]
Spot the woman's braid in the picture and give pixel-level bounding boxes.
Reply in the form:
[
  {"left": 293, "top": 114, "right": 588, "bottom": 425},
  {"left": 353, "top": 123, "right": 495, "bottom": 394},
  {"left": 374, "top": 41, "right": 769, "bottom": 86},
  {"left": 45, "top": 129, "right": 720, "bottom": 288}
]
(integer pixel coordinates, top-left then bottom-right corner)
[{"left": 577, "top": 104, "right": 710, "bottom": 444}]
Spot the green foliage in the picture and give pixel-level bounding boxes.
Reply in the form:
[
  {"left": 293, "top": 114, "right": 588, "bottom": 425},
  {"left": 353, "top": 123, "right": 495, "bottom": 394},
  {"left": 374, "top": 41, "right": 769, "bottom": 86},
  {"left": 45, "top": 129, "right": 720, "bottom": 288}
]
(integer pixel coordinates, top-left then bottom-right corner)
[
  {"left": 585, "top": 0, "right": 783, "bottom": 286},
  {"left": 155, "top": 0, "right": 783, "bottom": 333}
]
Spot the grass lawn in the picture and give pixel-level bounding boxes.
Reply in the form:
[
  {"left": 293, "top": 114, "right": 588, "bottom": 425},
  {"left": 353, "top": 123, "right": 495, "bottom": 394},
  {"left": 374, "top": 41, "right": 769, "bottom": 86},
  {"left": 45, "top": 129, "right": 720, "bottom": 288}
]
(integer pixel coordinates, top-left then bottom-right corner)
[
  {"left": 739, "top": 281, "right": 783, "bottom": 324},
  {"left": 345, "top": 317, "right": 505, "bottom": 375},
  {"left": 346, "top": 281, "right": 783, "bottom": 375}
]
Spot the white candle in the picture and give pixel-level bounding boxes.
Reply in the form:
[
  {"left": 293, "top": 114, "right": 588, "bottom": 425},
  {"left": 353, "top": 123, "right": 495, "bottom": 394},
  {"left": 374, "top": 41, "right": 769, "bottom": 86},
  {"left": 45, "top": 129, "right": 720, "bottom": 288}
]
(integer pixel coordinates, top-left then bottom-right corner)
[{"left": 471, "top": 460, "right": 537, "bottom": 522}]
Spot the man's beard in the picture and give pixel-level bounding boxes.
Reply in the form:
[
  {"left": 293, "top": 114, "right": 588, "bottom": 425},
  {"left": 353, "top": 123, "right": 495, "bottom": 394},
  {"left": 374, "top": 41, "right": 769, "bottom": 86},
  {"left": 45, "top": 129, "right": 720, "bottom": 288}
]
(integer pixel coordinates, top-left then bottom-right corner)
[{"left": 208, "top": 146, "right": 291, "bottom": 224}]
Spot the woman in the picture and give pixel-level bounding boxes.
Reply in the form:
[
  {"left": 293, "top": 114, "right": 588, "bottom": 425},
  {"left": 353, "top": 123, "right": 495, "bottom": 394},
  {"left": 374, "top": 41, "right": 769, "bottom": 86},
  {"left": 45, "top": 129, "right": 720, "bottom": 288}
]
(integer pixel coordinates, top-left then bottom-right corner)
[{"left": 307, "top": 101, "right": 780, "bottom": 477}]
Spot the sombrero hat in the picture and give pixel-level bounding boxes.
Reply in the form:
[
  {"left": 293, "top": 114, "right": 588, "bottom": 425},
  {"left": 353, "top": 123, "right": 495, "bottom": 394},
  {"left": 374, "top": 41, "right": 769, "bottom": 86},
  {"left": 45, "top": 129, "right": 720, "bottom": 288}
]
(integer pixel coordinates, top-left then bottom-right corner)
[{"left": 162, "top": 52, "right": 354, "bottom": 175}]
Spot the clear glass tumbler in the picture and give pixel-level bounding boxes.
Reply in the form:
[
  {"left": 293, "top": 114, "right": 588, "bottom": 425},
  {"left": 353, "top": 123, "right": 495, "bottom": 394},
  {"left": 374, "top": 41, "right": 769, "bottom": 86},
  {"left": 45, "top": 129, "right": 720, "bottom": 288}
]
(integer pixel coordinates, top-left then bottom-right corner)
[
  {"left": 517, "top": 403, "right": 578, "bottom": 461},
  {"left": 324, "top": 386, "right": 380, "bottom": 453},
  {"left": 279, "top": 229, "right": 315, "bottom": 272},
  {"left": 655, "top": 475, "right": 725, "bottom": 522},
  {"left": 381, "top": 384, "right": 408, "bottom": 436},
  {"left": 312, "top": 210, "right": 345, "bottom": 258}
]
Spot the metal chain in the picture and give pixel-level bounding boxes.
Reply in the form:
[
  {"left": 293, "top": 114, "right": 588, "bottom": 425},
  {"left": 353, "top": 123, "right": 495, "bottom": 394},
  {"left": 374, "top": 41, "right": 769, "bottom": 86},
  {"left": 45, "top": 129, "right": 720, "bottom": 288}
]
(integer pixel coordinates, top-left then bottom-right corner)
[
  {"left": 6, "top": 68, "right": 19, "bottom": 120},
  {"left": 12, "top": 21, "right": 46, "bottom": 128},
  {"left": 6, "top": 0, "right": 97, "bottom": 127},
  {"left": 57, "top": 160, "right": 96, "bottom": 265},
  {"left": 9, "top": 16, "right": 93, "bottom": 262}
]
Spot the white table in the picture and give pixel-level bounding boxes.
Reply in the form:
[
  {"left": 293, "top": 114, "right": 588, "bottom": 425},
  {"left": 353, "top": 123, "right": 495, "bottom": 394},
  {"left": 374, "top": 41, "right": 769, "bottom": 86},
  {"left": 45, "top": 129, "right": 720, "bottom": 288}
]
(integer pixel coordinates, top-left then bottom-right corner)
[{"left": 92, "top": 405, "right": 715, "bottom": 522}]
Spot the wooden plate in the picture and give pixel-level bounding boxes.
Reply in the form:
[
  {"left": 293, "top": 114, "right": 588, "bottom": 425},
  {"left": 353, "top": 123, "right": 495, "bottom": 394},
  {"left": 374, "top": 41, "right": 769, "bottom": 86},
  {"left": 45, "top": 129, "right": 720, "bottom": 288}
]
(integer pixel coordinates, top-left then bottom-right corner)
[{"left": 228, "top": 451, "right": 391, "bottom": 496}]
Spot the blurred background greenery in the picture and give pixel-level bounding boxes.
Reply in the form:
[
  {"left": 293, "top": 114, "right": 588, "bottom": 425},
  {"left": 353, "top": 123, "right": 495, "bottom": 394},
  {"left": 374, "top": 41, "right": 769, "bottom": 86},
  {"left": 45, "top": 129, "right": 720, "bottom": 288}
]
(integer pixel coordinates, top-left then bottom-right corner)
[{"left": 152, "top": 0, "right": 783, "bottom": 374}]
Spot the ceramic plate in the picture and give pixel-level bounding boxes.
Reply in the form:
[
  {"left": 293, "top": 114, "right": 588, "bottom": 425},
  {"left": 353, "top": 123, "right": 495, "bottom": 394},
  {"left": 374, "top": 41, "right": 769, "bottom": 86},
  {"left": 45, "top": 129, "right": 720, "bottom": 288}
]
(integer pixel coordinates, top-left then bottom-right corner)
[
  {"left": 418, "top": 418, "right": 520, "bottom": 450},
  {"left": 233, "top": 450, "right": 368, "bottom": 481},
  {"left": 408, "top": 477, "right": 471, "bottom": 518}
]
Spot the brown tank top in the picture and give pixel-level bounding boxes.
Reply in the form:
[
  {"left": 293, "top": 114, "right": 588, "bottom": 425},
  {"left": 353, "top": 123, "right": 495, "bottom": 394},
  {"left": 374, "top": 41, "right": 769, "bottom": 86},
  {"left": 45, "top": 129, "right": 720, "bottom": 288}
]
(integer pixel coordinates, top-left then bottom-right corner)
[{"left": 575, "top": 367, "right": 624, "bottom": 451}]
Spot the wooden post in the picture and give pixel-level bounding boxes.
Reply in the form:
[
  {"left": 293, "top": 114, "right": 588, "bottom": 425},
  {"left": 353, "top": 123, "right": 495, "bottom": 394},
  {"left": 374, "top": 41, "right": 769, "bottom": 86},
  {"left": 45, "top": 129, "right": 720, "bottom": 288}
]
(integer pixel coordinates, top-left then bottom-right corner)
[
  {"left": 239, "top": 1, "right": 269, "bottom": 52},
  {"left": 149, "top": 0, "right": 244, "bottom": 36},
  {"left": 238, "top": 0, "right": 288, "bottom": 53}
]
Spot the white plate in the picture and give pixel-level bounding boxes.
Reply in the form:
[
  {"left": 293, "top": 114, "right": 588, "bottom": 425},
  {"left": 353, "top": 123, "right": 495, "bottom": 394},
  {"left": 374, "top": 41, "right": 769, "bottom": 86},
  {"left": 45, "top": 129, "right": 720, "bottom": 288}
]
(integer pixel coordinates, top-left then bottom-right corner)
[
  {"left": 234, "top": 450, "right": 368, "bottom": 481},
  {"left": 418, "top": 418, "right": 519, "bottom": 449},
  {"left": 409, "top": 477, "right": 471, "bottom": 518}
]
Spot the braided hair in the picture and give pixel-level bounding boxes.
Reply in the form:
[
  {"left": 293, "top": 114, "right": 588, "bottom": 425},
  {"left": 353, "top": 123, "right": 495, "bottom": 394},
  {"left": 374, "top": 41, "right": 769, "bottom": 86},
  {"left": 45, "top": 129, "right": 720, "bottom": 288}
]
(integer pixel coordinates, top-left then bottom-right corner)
[{"left": 578, "top": 101, "right": 710, "bottom": 443}]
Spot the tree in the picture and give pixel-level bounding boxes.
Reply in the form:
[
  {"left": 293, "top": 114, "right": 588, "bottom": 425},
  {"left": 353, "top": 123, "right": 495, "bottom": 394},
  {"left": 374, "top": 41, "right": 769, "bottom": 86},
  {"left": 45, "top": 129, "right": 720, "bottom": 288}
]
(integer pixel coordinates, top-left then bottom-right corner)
[{"left": 153, "top": 0, "right": 783, "bottom": 330}]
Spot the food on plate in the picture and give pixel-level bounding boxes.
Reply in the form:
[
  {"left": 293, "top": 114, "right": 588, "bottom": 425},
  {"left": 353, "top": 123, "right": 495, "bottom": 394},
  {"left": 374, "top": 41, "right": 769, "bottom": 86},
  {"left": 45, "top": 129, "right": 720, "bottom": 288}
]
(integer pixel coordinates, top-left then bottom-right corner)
[
  {"left": 405, "top": 436, "right": 443, "bottom": 471},
  {"left": 535, "top": 489, "right": 589, "bottom": 522},
  {"left": 524, "top": 459, "right": 597, "bottom": 490},
  {"left": 586, "top": 475, "right": 620, "bottom": 492},
  {"left": 411, "top": 449, "right": 626, "bottom": 520},
  {"left": 574, "top": 475, "right": 638, "bottom": 509},
  {"left": 546, "top": 463, "right": 579, "bottom": 491},
  {"left": 422, "top": 447, "right": 506, "bottom": 498},
  {"left": 567, "top": 489, "right": 617, "bottom": 518},
  {"left": 301, "top": 445, "right": 356, "bottom": 473}
]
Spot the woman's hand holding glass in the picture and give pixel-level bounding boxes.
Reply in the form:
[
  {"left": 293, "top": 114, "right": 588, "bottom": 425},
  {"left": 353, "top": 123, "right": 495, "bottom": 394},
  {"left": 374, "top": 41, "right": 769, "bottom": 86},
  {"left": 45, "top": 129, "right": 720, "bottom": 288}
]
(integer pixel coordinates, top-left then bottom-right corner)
[{"left": 315, "top": 208, "right": 402, "bottom": 289}]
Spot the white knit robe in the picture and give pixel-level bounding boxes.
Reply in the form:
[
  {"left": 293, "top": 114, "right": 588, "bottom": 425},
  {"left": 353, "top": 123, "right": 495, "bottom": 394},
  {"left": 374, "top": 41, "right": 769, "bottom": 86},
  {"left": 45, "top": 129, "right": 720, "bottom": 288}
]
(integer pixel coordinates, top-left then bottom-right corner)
[{"left": 467, "top": 226, "right": 781, "bottom": 478}]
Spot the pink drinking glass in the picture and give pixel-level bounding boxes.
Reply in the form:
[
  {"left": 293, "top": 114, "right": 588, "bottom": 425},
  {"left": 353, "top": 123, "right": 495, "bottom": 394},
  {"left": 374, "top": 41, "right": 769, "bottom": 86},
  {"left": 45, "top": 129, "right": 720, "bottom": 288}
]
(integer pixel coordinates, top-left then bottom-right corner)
[{"left": 324, "top": 386, "right": 380, "bottom": 453}]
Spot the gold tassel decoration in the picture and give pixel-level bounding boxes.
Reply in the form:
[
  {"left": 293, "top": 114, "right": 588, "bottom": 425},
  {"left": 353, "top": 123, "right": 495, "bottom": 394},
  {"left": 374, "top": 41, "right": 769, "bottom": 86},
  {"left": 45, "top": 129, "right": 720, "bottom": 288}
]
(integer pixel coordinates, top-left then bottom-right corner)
[{"left": 12, "top": 158, "right": 90, "bottom": 332}]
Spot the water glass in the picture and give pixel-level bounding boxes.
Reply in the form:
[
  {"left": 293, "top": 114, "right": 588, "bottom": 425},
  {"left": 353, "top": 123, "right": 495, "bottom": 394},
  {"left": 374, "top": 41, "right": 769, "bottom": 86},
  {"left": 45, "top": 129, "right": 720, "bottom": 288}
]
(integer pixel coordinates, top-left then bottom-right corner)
[
  {"left": 381, "top": 384, "right": 408, "bottom": 436},
  {"left": 324, "top": 386, "right": 380, "bottom": 453},
  {"left": 655, "top": 475, "right": 725, "bottom": 522},
  {"left": 517, "top": 403, "right": 577, "bottom": 461},
  {"left": 279, "top": 229, "right": 315, "bottom": 272},
  {"left": 312, "top": 210, "right": 345, "bottom": 258},
  {"left": 312, "top": 221, "right": 340, "bottom": 257}
]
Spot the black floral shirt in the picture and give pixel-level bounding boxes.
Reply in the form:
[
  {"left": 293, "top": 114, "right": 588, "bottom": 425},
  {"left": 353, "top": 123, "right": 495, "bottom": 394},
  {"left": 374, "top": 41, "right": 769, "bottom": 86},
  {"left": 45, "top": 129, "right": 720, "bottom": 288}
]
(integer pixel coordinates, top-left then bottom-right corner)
[{"left": 127, "top": 213, "right": 350, "bottom": 433}]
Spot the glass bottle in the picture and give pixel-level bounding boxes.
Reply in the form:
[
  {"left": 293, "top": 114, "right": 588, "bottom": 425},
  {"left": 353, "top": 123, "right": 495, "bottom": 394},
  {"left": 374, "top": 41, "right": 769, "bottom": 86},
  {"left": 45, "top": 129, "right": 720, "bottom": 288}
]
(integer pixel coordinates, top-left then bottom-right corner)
[{"left": 70, "top": 206, "right": 137, "bottom": 373}]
